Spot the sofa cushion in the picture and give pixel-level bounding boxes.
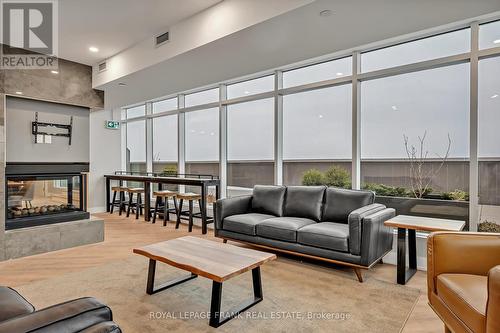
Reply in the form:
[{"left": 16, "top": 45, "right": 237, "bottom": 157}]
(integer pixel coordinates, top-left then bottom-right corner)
[
  {"left": 322, "top": 187, "right": 375, "bottom": 223},
  {"left": 251, "top": 185, "right": 286, "bottom": 216},
  {"left": 223, "top": 213, "right": 276, "bottom": 236},
  {"left": 256, "top": 217, "right": 315, "bottom": 242},
  {"left": 0, "top": 286, "right": 35, "bottom": 322},
  {"left": 297, "top": 222, "right": 349, "bottom": 252},
  {"left": 283, "top": 186, "right": 326, "bottom": 221},
  {"left": 436, "top": 273, "right": 487, "bottom": 333}
]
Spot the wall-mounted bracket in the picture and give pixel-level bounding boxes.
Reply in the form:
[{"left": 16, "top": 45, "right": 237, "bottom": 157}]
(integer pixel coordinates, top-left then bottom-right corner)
[{"left": 32, "top": 112, "right": 73, "bottom": 145}]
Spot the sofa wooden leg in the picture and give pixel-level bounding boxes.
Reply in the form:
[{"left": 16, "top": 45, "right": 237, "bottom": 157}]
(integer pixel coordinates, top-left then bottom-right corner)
[
  {"left": 379, "top": 258, "right": 384, "bottom": 264},
  {"left": 354, "top": 268, "right": 364, "bottom": 283},
  {"left": 222, "top": 239, "right": 227, "bottom": 244},
  {"left": 444, "top": 325, "right": 451, "bottom": 333}
]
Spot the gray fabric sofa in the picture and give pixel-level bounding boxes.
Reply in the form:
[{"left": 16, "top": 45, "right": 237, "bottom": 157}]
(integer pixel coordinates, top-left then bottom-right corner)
[{"left": 215, "top": 185, "right": 395, "bottom": 282}]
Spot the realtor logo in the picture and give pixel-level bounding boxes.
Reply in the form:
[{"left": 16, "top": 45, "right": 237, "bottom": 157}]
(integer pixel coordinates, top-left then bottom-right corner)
[{"left": 1, "top": 0, "right": 58, "bottom": 69}]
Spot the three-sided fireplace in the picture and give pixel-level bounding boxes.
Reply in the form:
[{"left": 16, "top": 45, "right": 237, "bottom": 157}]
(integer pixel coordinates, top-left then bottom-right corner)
[{"left": 6, "top": 163, "right": 89, "bottom": 230}]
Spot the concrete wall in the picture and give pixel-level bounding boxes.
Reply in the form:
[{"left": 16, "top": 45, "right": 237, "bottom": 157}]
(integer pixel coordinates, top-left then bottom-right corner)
[{"left": 6, "top": 97, "right": 90, "bottom": 163}]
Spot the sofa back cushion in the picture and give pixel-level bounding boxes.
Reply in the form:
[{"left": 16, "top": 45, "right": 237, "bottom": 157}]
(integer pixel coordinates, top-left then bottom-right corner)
[
  {"left": 322, "top": 187, "right": 375, "bottom": 222},
  {"left": 283, "top": 186, "right": 326, "bottom": 221},
  {"left": 252, "top": 185, "right": 286, "bottom": 216}
]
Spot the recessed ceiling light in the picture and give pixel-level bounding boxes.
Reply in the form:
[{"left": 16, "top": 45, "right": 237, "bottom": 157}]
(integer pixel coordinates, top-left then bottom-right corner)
[
  {"left": 89, "top": 46, "right": 99, "bottom": 53},
  {"left": 244, "top": 91, "right": 250, "bottom": 94},
  {"left": 336, "top": 72, "right": 344, "bottom": 76},
  {"left": 15, "top": 91, "right": 23, "bottom": 95},
  {"left": 319, "top": 10, "right": 333, "bottom": 17},
  {"left": 318, "top": 114, "right": 324, "bottom": 118},
  {"left": 210, "top": 132, "right": 215, "bottom": 136},
  {"left": 391, "top": 105, "right": 398, "bottom": 111},
  {"left": 118, "top": 82, "right": 127, "bottom": 87},
  {"left": 494, "top": 39, "right": 500, "bottom": 44},
  {"left": 51, "top": 70, "right": 59, "bottom": 74},
  {"left": 491, "top": 94, "right": 499, "bottom": 99}
]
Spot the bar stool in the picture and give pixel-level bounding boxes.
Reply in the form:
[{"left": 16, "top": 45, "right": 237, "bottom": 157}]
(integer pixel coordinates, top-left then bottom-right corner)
[
  {"left": 110, "top": 186, "right": 129, "bottom": 215},
  {"left": 175, "top": 193, "right": 202, "bottom": 232},
  {"left": 126, "top": 188, "right": 145, "bottom": 220},
  {"left": 152, "top": 190, "right": 179, "bottom": 226}
]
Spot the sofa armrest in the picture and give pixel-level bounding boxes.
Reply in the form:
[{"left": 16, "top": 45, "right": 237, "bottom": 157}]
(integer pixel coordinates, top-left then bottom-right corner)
[
  {"left": 427, "top": 232, "right": 500, "bottom": 296},
  {"left": 359, "top": 208, "right": 396, "bottom": 266},
  {"left": 348, "top": 203, "right": 386, "bottom": 255},
  {"left": 215, "top": 195, "right": 252, "bottom": 234},
  {"left": 79, "top": 321, "right": 122, "bottom": 333},
  {"left": 487, "top": 265, "right": 500, "bottom": 333},
  {"left": 0, "top": 297, "right": 113, "bottom": 333}
]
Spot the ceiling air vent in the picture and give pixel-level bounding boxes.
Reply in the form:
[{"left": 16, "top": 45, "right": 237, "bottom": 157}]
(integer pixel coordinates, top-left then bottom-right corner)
[
  {"left": 155, "top": 31, "right": 170, "bottom": 47},
  {"left": 98, "top": 61, "right": 107, "bottom": 72}
]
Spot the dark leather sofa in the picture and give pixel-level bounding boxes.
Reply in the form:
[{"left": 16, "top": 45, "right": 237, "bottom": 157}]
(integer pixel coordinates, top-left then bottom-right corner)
[
  {"left": 0, "top": 286, "right": 121, "bottom": 333},
  {"left": 215, "top": 185, "right": 395, "bottom": 282}
]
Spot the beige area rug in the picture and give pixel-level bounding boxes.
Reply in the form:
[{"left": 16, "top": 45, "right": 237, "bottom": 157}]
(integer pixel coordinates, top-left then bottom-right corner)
[{"left": 17, "top": 255, "right": 419, "bottom": 332}]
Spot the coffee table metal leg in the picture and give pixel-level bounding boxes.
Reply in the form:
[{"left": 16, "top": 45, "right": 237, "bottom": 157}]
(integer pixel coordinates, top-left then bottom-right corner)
[
  {"left": 209, "top": 267, "right": 264, "bottom": 328},
  {"left": 146, "top": 259, "right": 197, "bottom": 295},
  {"left": 397, "top": 228, "right": 417, "bottom": 285}
]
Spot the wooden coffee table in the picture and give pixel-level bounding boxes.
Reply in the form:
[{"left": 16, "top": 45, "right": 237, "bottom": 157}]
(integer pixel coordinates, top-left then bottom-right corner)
[
  {"left": 384, "top": 215, "right": 465, "bottom": 285},
  {"left": 133, "top": 236, "right": 276, "bottom": 327}
]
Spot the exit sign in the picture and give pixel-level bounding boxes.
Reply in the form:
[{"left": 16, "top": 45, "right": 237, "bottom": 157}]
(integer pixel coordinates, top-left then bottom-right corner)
[{"left": 105, "top": 120, "right": 120, "bottom": 130}]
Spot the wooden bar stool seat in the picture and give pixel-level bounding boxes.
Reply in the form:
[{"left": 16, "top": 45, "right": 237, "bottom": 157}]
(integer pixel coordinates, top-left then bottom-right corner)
[
  {"left": 110, "top": 186, "right": 129, "bottom": 215},
  {"left": 152, "top": 190, "right": 179, "bottom": 226},
  {"left": 175, "top": 193, "right": 202, "bottom": 232},
  {"left": 126, "top": 188, "right": 145, "bottom": 220}
]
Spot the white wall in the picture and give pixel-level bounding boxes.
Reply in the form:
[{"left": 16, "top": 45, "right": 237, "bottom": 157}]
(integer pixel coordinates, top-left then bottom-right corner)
[{"left": 89, "top": 108, "right": 122, "bottom": 212}]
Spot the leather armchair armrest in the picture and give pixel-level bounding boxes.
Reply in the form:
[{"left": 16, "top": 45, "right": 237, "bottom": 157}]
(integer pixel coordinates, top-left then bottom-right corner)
[
  {"left": 348, "top": 203, "right": 386, "bottom": 255},
  {"left": 427, "top": 232, "right": 500, "bottom": 297},
  {"left": 359, "top": 208, "right": 396, "bottom": 266},
  {"left": 215, "top": 195, "right": 252, "bottom": 234},
  {"left": 0, "top": 297, "right": 113, "bottom": 333},
  {"left": 487, "top": 265, "right": 500, "bottom": 333}
]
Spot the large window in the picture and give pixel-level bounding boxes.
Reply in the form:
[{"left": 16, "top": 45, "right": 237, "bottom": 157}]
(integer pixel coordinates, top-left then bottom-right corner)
[
  {"left": 361, "top": 64, "right": 470, "bottom": 199},
  {"left": 478, "top": 56, "right": 500, "bottom": 228},
  {"left": 361, "top": 29, "right": 470, "bottom": 72},
  {"left": 227, "top": 99, "right": 274, "bottom": 195},
  {"left": 185, "top": 108, "right": 219, "bottom": 192},
  {"left": 227, "top": 76, "right": 274, "bottom": 99},
  {"left": 283, "top": 57, "right": 351, "bottom": 88},
  {"left": 479, "top": 20, "right": 500, "bottom": 50},
  {"left": 126, "top": 120, "right": 146, "bottom": 187},
  {"left": 153, "top": 98, "right": 177, "bottom": 114},
  {"left": 185, "top": 88, "right": 219, "bottom": 107},
  {"left": 152, "top": 115, "right": 178, "bottom": 174},
  {"left": 126, "top": 104, "right": 145, "bottom": 119},
  {"left": 283, "top": 85, "right": 352, "bottom": 186}
]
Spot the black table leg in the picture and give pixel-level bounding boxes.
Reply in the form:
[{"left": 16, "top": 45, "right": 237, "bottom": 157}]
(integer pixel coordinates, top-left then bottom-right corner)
[
  {"left": 209, "top": 267, "right": 264, "bottom": 328},
  {"left": 201, "top": 184, "right": 207, "bottom": 234},
  {"left": 397, "top": 227, "right": 417, "bottom": 285},
  {"left": 146, "top": 259, "right": 197, "bottom": 295},
  {"left": 105, "top": 177, "right": 111, "bottom": 212},
  {"left": 144, "top": 181, "right": 151, "bottom": 222}
]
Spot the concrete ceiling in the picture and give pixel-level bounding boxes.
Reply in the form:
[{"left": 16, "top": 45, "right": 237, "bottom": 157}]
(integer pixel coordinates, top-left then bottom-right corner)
[
  {"left": 58, "top": 0, "right": 221, "bottom": 65},
  {"left": 101, "top": 0, "right": 500, "bottom": 109}
]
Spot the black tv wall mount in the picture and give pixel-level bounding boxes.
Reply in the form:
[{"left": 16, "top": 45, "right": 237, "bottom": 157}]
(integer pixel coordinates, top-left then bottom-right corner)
[{"left": 31, "top": 112, "right": 73, "bottom": 145}]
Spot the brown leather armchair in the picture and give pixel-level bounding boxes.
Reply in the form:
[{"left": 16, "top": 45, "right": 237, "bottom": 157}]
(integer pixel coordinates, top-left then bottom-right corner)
[{"left": 427, "top": 232, "right": 500, "bottom": 333}]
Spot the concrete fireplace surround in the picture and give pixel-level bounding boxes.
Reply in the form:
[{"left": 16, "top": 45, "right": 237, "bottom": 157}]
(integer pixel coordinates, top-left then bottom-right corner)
[{"left": 0, "top": 53, "right": 105, "bottom": 261}]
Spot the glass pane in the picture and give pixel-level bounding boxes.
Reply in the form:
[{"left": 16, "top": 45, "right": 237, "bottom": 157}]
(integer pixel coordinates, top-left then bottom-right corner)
[
  {"left": 361, "top": 29, "right": 470, "bottom": 72},
  {"left": 185, "top": 88, "right": 219, "bottom": 107},
  {"left": 152, "top": 115, "right": 177, "bottom": 176},
  {"left": 361, "top": 64, "right": 469, "bottom": 202},
  {"left": 153, "top": 98, "right": 177, "bottom": 114},
  {"left": 227, "top": 75, "right": 274, "bottom": 99},
  {"left": 126, "top": 104, "right": 145, "bottom": 119},
  {"left": 185, "top": 108, "right": 219, "bottom": 161},
  {"left": 283, "top": 85, "right": 352, "bottom": 187},
  {"left": 283, "top": 57, "right": 352, "bottom": 88},
  {"left": 478, "top": 56, "right": 500, "bottom": 230},
  {"left": 227, "top": 98, "right": 274, "bottom": 195},
  {"left": 479, "top": 20, "right": 500, "bottom": 50},
  {"left": 126, "top": 120, "right": 146, "bottom": 177}
]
